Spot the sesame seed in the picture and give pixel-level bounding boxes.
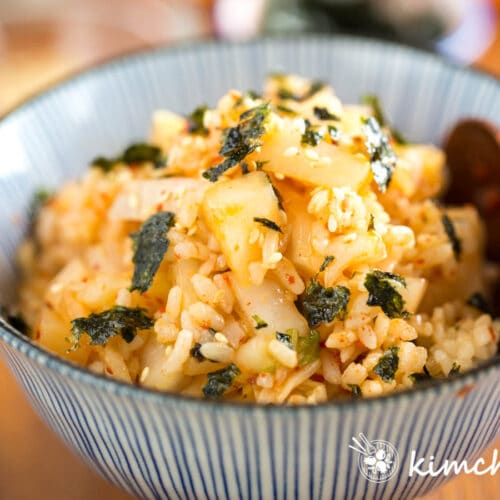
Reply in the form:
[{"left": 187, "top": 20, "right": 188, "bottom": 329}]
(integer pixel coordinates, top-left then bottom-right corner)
[
  {"left": 214, "top": 332, "right": 229, "bottom": 344},
  {"left": 249, "top": 227, "right": 261, "bottom": 244},
  {"left": 49, "top": 283, "right": 63, "bottom": 293},
  {"left": 139, "top": 366, "right": 150, "bottom": 384},
  {"left": 328, "top": 215, "right": 338, "bottom": 232},
  {"left": 269, "top": 252, "right": 283, "bottom": 264},
  {"left": 304, "top": 149, "right": 319, "bottom": 161},
  {"left": 284, "top": 146, "right": 299, "bottom": 157},
  {"left": 128, "top": 193, "right": 139, "bottom": 209}
]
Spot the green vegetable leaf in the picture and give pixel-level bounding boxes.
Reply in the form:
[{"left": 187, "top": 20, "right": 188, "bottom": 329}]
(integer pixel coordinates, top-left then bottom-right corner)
[
  {"left": 466, "top": 292, "right": 492, "bottom": 315},
  {"left": 190, "top": 343, "right": 205, "bottom": 362},
  {"left": 276, "top": 332, "right": 294, "bottom": 350},
  {"left": 240, "top": 161, "right": 250, "bottom": 174},
  {"left": 255, "top": 160, "right": 269, "bottom": 170},
  {"left": 297, "top": 329, "right": 320, "bottom": 366},
  {"left": 203, "top": 363, "right": 241, "bottom": 399},
  {"left": 122, "top": 143, "right": 165, "bottom": 167},
  {"left": 363, "top": 117, "right": 397, "bottom": 192},
  {"left": 234, "top": 90, "right": 262, "bottom": 107},
  {"left": 373, "top": 346, "right": 399, "bottom": 382},
  {"left": 391, "top": 129, "right": 408, "bottom": 145},
  {"left": 301, "top": 279, "right": 350, "bottom": 327},
  {"left": 313, "top": 106, "right": 339, "bottom": 121},
  {"left": 252, "top": 314, "right": 268, "bottom": 330},
  {"left": 277, "top": 80, "right": 325, "bottom": 102},
  {"left": 71, "top": 306, "right": 153, "bottom": 347},
  {"left": 308, "top": 81, "right": 326, "bottom": 97},
  {"left": 91, "top": 157, "right": 116, "bottom": 172},
  {"left": 270, "top": 182, "right": 284, "bottom": 211},
  {"left": 28, "top": 188, "right": 52, "bottom": 229},
  {"left": 362, "top": 94, "right": 387, "bottom": 127},
  {"left": 301, "top": 120, "right": 323, "bottom": 147},
  {"left": 319, "top": 256, "right": 335, "bottom": 273},
  {"left": 368, "top": 214, "right": 375, "bottom": 231},
  {"left": 245, "top": 90, "right": 261, "bottom": 100},
  {"left": 364, "top": 270, "right": 409, "bottom": 319},
  {"left": 276, "top": 104, "right": 296, "bottom": 115},
  {"left": 327, "top": 125, "right": 340, "bottom": 142},
  {"left": 441, "top": 214, "right": 462, "bottom": 260},
  {"left": 92, "top": 142, "right": 166, "bottom": 171},
  {"left": 187, "top": 105, "right": 209, "bottom": 136},
  {"left": 190, "top": 342, "right": 218, "bottom": 363},
  {"left": 202, "top": 103, "right": 270, "bottom": 182},
  {"left": 253, "top": 217, "right": 283, "bottom": 233},
  {"left": 130, "top": 211, "right": 175, "bottom": 293},
  {"left": 410, "top": 365, "right": 432, "bottom": 383},
  {"left": 348, "top": 384, "right": 362, "bottom": 398},
  {"left": 362, "top": 94, "right": 407, "bottom": 144}
]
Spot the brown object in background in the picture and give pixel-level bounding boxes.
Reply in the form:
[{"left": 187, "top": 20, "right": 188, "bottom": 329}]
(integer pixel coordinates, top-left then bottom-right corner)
[{"left": 444, "top": 119, "right": 500, "bottom": 262}]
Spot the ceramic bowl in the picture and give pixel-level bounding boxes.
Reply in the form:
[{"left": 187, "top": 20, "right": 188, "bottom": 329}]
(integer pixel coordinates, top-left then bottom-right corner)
[{"left": 0, "top": 36, "right": 499, "bottom": 500}]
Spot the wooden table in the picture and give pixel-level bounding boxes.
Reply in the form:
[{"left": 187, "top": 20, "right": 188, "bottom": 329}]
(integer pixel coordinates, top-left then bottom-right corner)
[{"left": 0, "top": 2, "right": 498, "bottom": 499}]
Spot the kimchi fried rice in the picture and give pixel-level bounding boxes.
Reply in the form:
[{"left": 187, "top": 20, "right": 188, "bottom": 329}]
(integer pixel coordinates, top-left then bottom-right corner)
[{"left": 14, "top": 74, "right": 499, "bottom": 404}]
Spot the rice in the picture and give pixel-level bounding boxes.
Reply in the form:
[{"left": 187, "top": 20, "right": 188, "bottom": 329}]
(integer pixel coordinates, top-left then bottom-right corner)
[{"left": 14, "top": 73, "right": 499, "bottom": 404}]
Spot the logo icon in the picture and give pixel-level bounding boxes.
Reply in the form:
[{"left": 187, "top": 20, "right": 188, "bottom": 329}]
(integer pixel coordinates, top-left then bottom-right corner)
[{"left": 349, "top": 433, "right": 399, "bottom": 483}]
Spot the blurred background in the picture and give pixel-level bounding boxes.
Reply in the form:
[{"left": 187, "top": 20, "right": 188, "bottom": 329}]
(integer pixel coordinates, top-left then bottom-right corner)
[
  {"left": 1, "top": 0, "right": 499, "bottom": 112},
  {"left": 0, "top": 1, "right": 499, "bottom": 499}
]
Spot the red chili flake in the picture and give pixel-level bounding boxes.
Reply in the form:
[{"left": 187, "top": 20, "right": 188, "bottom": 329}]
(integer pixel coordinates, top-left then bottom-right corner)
[
  {"left": 286, "top": 274, "right": 296, "bottom": 284},
  {"left": 82, "top": 277, "right": 88, "bottom": 283},
  {"left": 456, "top": 384, "right": 474, "bottom": 398},
  {"left": 156, "top": 203, "right": 163, "bottom": 212},
  {"left": 488, "top": 326, "right": 496, "bottom": 342},
  {"left": 35, "top": 328, "right": 41, "bottom": 340},
  {"left": 106, "top": 367, "right": 114, "bottom": 375}
]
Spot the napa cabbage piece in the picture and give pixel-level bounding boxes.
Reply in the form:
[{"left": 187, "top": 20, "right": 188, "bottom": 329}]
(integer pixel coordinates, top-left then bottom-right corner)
[
  {"left": 227, "top": 273, "right": 309, "bottom": 338},
  {"left": 281, "top": 187, "right": 324, "bottom": 278},
  {"left": 109, "top": 178, "right": 208, "bottom": 221},
  {"left": 249, "top": 115, "right": 372, "bottom": 190},
  {"left": 234, "top": 332, "right": 276, "bottom": 373},
  {"left": 201, "top": 171, "right": 284, "bottom": 285}
]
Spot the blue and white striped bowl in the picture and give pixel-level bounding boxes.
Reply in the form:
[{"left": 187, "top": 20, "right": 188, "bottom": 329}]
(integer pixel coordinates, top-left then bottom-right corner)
[{"left": 0, "top": 36, "right": 499, "bottom": 500}]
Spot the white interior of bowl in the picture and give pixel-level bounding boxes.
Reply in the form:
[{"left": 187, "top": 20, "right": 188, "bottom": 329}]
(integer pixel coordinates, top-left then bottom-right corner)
[{"left": 0, "top": 36, "right": 498, "bottom": 301}]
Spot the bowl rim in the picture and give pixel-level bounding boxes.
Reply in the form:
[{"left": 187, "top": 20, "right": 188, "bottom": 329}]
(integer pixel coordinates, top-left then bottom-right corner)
[{"left": 0, "top": 33, "right": 499, "bottom": 412}]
